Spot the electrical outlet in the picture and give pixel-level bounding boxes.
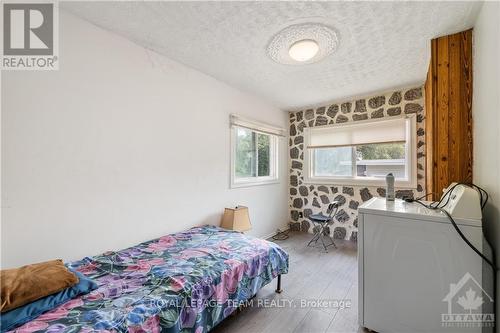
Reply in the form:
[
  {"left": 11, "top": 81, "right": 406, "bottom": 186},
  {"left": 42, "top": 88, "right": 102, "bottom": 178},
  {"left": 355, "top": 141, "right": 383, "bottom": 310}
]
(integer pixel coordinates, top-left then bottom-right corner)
[{"left": 298, "top": 212, "right": 303, "bottom": 218}]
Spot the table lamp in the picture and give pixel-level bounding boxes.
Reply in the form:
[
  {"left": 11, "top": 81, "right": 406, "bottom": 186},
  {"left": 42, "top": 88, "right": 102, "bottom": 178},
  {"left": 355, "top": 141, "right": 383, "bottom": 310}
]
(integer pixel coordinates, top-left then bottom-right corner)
[{"left": 220, "top": 206, "right": 252, "bottom": 232}]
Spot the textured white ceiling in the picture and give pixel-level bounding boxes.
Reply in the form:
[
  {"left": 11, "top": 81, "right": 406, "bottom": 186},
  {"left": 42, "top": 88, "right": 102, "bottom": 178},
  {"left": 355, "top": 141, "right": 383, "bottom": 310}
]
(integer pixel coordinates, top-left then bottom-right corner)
[{"left": 61, "top": 1, "right": 482, "bottom": 110}]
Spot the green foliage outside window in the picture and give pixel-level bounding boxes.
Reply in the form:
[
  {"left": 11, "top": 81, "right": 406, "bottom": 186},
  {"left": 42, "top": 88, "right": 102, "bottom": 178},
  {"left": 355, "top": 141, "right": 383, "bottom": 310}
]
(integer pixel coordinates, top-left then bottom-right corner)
[
  {"left": 356, "top": 143, "right": 405, "bottom": 160},
  {"left": 235, "top": 128, "right": 256, "bottom": 178},
  {"left": 257, "top": 134, "right": 270, "bottom": 176},
  {"left": 313, "top": 143, "right": 406, "bottom": 178},
  {"left": 235, "top": 128, "right": 271, "bottom": 178}
]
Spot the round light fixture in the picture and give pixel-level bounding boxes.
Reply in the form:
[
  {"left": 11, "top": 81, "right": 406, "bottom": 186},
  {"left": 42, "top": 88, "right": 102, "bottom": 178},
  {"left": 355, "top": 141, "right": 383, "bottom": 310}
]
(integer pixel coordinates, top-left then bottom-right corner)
[
  {"left": 288, "top": 39, "right": 319, "bottom": 62},
  {"left": 267, "top": 23, "right": 339, "bottom": 65}
]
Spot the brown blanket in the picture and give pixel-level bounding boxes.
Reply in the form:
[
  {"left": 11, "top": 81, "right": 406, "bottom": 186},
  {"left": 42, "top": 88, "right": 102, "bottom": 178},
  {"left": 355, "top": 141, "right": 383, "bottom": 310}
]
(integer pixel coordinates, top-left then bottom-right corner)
[{"left": 0, "top": 259, "right": 79, "bottom": 312}]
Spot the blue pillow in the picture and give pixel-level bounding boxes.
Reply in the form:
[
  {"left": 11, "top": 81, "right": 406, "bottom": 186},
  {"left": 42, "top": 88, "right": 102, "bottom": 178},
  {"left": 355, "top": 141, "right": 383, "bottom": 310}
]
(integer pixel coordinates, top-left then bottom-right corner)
[{"left": 1, "top": 270, "right": 98, "bottom": 332}]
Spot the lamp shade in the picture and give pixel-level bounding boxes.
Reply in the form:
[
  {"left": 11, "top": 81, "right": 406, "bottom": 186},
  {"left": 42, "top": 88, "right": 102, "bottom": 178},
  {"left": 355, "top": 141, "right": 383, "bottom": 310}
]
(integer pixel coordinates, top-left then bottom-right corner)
[{"left": 220, "top": 206, "right": 252, "bottom": 232}]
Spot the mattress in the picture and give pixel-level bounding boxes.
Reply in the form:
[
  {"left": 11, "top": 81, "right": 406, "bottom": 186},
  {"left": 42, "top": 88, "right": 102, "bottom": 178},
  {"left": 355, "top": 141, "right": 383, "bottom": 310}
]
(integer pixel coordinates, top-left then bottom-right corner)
[{"left": 8, "top": 225, "right": 289, "bottom": 333}]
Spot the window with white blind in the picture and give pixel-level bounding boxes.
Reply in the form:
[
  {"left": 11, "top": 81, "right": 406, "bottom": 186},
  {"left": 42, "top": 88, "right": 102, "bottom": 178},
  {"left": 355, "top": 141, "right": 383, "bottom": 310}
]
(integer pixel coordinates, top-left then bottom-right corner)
[
  {"left": 303, "top": 115, "right": 417, "bottom": 187},
  {"left": 230, "top": 115, "right": 284, "bottom": 188}
]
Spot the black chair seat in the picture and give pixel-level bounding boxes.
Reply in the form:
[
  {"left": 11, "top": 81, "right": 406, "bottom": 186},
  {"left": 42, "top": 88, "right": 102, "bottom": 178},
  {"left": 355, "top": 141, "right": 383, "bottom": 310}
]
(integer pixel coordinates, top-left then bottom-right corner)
[{"left": 309, "top": 214, "right": 331, "bottom": 223}]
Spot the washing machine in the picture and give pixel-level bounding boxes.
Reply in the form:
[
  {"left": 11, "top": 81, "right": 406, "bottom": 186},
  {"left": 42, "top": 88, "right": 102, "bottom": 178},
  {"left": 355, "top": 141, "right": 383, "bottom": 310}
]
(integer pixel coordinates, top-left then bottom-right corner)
[{"left": 358, "top": 185, "right": 494, "bottom": 333}]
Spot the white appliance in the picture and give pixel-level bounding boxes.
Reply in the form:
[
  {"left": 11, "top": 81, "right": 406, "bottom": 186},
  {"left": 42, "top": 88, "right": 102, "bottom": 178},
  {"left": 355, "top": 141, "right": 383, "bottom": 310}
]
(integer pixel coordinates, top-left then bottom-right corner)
[{"left": 358, "top": 186, "right": 494, "bottom": 333}]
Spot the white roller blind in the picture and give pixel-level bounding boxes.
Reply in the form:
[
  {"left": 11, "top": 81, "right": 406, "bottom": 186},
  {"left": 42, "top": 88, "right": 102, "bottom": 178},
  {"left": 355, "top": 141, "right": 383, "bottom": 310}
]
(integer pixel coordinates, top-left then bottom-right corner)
[
  {"left": 306, "top": 117, "right": 407, "bottom": 148},
  {"left": 230, "top": 114, "right": 286, "bottom": 137}
]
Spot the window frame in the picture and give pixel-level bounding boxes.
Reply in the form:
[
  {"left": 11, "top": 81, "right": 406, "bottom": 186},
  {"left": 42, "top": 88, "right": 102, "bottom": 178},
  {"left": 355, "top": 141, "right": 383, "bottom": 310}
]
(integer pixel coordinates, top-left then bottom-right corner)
[
  {"left": 230, "top": 126, "right": 280, "bottom": 188},
  {"left": 303, "top": 115, "right": 417, "bottom": 188}
]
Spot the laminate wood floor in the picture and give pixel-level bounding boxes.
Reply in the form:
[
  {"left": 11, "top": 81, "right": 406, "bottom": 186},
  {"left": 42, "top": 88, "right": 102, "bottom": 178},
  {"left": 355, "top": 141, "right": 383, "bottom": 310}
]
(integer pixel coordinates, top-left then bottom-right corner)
[{"left": 213, "top": 231, "right": 368, "bottom": 333}]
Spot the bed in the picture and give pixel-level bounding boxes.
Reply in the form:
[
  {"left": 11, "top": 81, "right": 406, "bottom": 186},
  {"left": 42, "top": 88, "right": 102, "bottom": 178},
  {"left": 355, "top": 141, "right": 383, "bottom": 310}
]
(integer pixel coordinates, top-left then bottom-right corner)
[{"left": 8, "top": 225, "right": 289, "bottom": 333}]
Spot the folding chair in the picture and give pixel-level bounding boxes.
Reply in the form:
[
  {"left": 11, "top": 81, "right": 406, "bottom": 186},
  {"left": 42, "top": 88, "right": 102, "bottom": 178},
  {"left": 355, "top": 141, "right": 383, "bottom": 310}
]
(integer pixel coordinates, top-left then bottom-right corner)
[{"left": 307, "top": 201, "right": 339, "bottom": 252}]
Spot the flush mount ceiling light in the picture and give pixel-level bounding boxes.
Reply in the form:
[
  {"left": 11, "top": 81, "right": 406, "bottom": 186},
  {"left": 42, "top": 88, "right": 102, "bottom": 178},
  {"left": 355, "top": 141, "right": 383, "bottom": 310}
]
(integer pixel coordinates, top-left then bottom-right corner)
[
  {"left": 288, "top": 39, "right": 319, "bottom": 62},
  {"left": 267, "top": 23, "right": 339, "bottom": 65}
]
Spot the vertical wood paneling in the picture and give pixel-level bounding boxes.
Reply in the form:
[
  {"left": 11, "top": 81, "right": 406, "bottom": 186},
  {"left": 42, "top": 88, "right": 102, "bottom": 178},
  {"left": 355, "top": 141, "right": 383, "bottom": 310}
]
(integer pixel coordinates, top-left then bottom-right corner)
[
  {"left": 424, "top": 43, "right": 435, "bottom": 197},
  {"left": 461, "top": 30, "right": 473, "bottom": 183},
  {"left": 436, "top": 36, "right": 450, "bottom": 195},
  {"left": 425, "top": 29, "right": 473, "bottom": 200},
  {"left": 449, "top": 33, "right": 461, "bottom": 181}
]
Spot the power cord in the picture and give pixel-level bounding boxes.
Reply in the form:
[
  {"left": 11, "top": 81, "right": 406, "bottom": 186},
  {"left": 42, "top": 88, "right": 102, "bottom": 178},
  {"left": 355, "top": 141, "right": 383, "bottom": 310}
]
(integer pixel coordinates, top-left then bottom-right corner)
[
  {"left": 411, "top": 198, "right": 496, "bottom": 270},
  {"left": 272, "top": 228, "right": 289, "bottom": 241},
  {"left": 404, "top": 182, "right": 496, "bottom": 270},
  {"left": 405, "top": 182, "right": 497, "bottom": 325}
]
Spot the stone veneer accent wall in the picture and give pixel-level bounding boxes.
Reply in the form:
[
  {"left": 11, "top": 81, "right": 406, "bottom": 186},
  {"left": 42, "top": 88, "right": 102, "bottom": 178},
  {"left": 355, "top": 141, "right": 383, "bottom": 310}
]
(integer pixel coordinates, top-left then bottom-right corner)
[{"left": 288, "top": 86, "right": 426, "bottom": 241}]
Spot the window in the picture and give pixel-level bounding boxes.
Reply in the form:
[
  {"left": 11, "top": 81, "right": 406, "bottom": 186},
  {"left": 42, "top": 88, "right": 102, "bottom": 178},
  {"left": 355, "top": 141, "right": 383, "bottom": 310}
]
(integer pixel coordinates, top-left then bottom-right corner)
[
  {"left": 230, "top": 115, "right": 283, "bottom": 188},
  {"left": 304, "top": 115, "right": 417, "bottom": 187},
  {"left": 234, "top": 128, "right": 271, "bottom": 178}
]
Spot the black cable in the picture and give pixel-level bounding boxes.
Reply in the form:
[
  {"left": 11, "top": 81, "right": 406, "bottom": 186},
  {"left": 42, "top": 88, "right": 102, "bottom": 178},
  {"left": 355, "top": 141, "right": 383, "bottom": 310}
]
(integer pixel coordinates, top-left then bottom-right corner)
[
  {"left": 469, "top": 183, "right": 489, "bottom": 209},
  {"left": 412, "top": 190, "right": 498, "bottom": 327},
  {"left": 272, "top": 229, "right": 289, "bottom": 241},
  {"left": 437, "top": 182, "right": 489, "bottom": 210},
  {"left": 420, "top": 181, "right": 496, "bottom": 328},
  {"left": 433, "top": 182, "right": 459, "bottom": 209},
  {"left": 416, "top": 192, "right": 434, "bottom": 201},
  {"left": 419, "top": 199, "right": 496, "bottom": 270},
  {"left": 439, "top": 207, "right": 496, "bottom": 269},
  {"left": 411, "top": 184, "right": 497, "bottom": 270}
]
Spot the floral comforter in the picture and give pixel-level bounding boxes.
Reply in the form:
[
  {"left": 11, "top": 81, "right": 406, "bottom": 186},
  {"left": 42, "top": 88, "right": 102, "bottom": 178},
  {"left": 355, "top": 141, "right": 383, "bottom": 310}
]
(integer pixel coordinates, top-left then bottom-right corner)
[{"left": 10, "top": 226, "right": 289, "bottom": 333}]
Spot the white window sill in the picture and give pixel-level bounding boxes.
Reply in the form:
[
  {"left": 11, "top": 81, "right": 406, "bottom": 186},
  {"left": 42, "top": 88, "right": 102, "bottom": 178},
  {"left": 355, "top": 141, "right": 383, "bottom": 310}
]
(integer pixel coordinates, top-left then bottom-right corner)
[
  {"left": 231, "top": 178, "right": 280, "bottom": 189},
  {"left": 303, "top": 177, "right": 416, "bottom": 189}
]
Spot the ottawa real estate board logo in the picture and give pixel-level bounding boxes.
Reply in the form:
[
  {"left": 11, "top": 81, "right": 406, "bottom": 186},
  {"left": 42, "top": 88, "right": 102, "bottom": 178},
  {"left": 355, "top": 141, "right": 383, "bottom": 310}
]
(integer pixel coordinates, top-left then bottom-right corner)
[
  {"left": 1, "top": 2, "right": 58, "bottom": 70},
  {"left": 442, "top": 272, "right": 495, "bottom": 328}
]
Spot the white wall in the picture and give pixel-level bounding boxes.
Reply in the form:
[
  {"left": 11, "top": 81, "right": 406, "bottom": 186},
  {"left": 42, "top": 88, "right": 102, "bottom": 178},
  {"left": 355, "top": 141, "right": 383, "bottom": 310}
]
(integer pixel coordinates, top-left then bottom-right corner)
[
  {"left": 472, "top": 2, "right": 500, "bottom": 331},
  {"left": 1, "top": 11, "right": 288, "bottom": 268}
]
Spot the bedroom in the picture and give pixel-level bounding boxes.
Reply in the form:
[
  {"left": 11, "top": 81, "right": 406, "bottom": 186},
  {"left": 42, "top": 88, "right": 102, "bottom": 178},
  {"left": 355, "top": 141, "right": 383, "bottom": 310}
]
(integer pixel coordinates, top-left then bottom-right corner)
[{"left": 1, "top": 1, "right": 499, "bottom": 332}]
